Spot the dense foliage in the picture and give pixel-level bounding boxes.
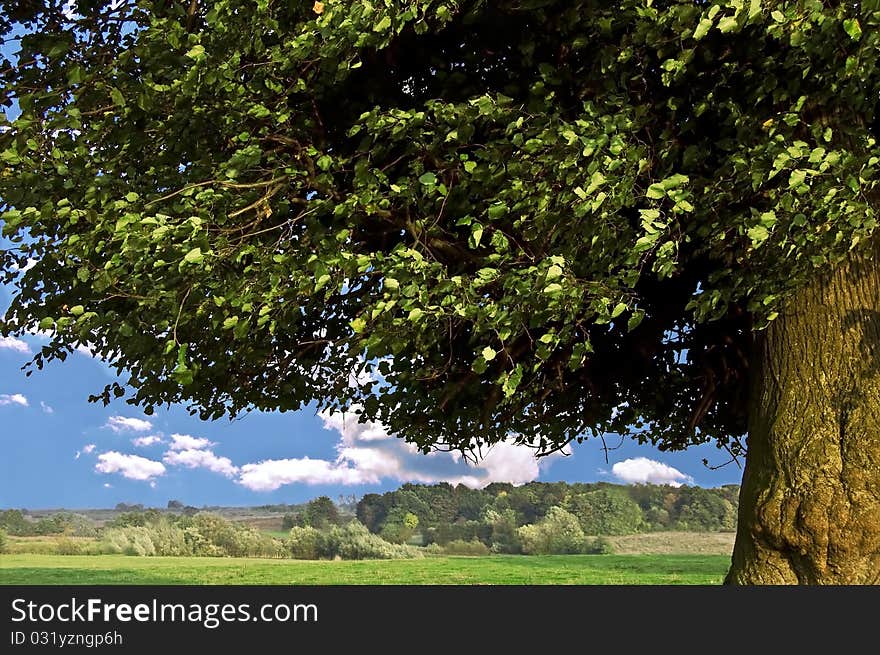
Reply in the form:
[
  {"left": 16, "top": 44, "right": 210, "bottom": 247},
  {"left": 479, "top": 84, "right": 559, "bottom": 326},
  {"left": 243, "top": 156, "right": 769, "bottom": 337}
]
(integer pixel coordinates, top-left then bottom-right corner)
[
  {"left": 288, "top": 522, "right": 423, "bottom": 560},
  {"left": 0, "top": 509, "right": 97, "bottom": 536},
  {"left": 3, "top": 2, "right": 880, "bottom": 464},
  {"left": 357, "top": 481, "right": 739, "bottom": 552}
]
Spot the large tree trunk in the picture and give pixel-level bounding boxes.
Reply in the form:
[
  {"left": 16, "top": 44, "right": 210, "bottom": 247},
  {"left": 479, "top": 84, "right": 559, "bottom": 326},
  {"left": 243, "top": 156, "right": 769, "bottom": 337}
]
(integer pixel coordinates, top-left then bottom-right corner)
[{"left": 726, "top": 240, "right": 880, "bottom": 584}]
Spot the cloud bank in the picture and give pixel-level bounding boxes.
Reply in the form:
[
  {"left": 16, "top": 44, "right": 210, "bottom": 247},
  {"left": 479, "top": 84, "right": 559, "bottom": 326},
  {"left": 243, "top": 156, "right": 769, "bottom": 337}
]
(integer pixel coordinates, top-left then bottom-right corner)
[
  {"left": 234, "top": 410, "right": 565, "bottom": 492},
  {"left": 92, "top": 409, "right": 565, "bottom": 490}
]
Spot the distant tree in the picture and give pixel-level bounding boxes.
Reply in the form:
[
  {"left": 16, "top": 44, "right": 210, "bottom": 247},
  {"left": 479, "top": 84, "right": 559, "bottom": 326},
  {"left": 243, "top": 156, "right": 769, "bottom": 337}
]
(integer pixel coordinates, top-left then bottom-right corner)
[
  {"left": 0, "top": 510, "right": 29, "bottom": 536},
  {"left": 564, "top": 489, "right": 644, "bottom": 535},
  {"left": 483, "top": 508, "right": 521, "bottom": 554},
  {"left": 114, "top": 503, "right": 145, "bottom": 512},
  {"left": 356, "top": 494, "right": 391, "bottom": 534},
  {"left": 380, "top": 508, "right": 420, "bottom": 545},
  {"left": 303, "top": 496, "right": 340, "bottom": 529},
  {"left": 281, "top": 513, "right": 304, "bottom": 531},
  {"left": 0, "top": 528, "right": 8, "bottom": 554},
  {"left": 517, "top": 507, "right": 586, "bottom": 555},
  {"left": 167, "top": 500, "right": 184, "bottom": 510},
  {"left": 672, "top": 488, "right": 738, "bottom": 532}
]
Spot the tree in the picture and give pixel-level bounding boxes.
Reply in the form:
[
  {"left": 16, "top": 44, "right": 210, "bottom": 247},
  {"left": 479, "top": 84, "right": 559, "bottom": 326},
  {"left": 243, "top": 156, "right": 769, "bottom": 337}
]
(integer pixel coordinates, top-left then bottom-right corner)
[
  {"left": 517, "top": 507, "right": 586, "bottom": 555},
  {"left": 2, "top": 1, "right": 879, "bottom": 583},
  {"left": 167, "top": 500, "right": 184, "bottom": 510},
  {"left": 379, "top": 507, "right": 420, "bottom": 544},
  {"left": 563, "top": 488, "right": 645, "bottom": 535},
  {"left": 303, "top": 496, "right": 340, "bottom": 529}
]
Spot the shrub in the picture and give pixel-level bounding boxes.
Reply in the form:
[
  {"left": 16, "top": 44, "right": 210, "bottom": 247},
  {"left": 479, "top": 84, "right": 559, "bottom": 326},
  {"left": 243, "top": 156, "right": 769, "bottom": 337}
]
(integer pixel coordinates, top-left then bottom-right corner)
[
  {"left": 517, "top": 507, "right": 587, "bottom": 555},
  {"left": 102, "top": 526, "right": 157, "bottom": 556},
  {"left": 325, "top": 522, "right": 423, "bottom": 560},
  {"left": 288, "top": 526, "right": 323, "bottom": 560},
  {"left": 55, "top": 537, "right": 85, "bottom": 555},
  {"left": 423, "top": 543, "right": 445, "bottom": 557},
  {"left": 441, "top": 539, "right": 491, "bottom": 556},
  {"left": 0, "top": 528, "right": 7, "bottom": 554},
  {"left": 147, "top": 519, "right": 191, "bottom": 556}
]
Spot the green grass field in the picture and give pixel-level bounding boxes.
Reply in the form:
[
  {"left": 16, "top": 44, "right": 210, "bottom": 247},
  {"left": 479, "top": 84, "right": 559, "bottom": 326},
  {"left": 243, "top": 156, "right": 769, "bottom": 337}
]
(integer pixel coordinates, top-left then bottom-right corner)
[{"left": 0, "top": 554, "right": 729, "bottom": 585}]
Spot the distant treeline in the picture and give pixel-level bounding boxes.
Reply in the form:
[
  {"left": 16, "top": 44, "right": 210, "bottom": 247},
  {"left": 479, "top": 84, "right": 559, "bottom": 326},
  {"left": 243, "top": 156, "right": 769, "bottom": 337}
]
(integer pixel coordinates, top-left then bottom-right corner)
[{"left": 355, "top": 482, "right": 740, "bottom": 552}]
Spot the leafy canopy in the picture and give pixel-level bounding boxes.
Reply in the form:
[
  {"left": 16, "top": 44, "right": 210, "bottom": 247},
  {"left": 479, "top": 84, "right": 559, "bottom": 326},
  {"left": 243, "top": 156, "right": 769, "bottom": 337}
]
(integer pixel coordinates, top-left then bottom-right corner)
[{"left": 2, "top": 1, "right": 879, "bottom": 459}]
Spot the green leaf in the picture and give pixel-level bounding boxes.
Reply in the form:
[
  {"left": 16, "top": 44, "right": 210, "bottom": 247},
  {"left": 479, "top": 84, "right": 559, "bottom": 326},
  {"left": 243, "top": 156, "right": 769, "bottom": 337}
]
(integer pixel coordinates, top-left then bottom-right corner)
[
  {"left": 843, "top": 18, "right": 862, "bottom": 41},
  {"left": 223, "top": 316, "right": 239, "bottom": 329},
  {"left": 748, "top": 225, "right": 770, "bottom": 246},
  {"left": 717, "top": 16, "right": 739, "bottom": 33},
  {"left": 373, "top": 16, "right": 392, "bottom": 32},
  {"left": 316, "top": 155, "right": 333, "bottom": 171},
  {"left": 546, "top": 264, "right": 563, "bottom": 280},
  {"left": 70, "top": 305, "right": 84, "bottom": 316},
  {"left": 408, "top": 308, "right": 424, "bottom": 322},
  {"left": 471, "top": 224, "right": 484, "bottom": 248},
  {"left": 488, "top": 203, "right": 507, "bottom": 220},
  {"left": 185, "top": 45, "right": 206, "bottom": 59},
  {"left": 184, "top": 247, "right": 204, "bottom": 264},
  {"left": 351, "top": 317, "right": 367, "bottom": 333},
  {"left": 693, "top": 18, "right": 713, "bottom": 40},
  {"left": 39, "top": 317, "right": 55, "bottom": 331},
  {"left": 788, "top": 170, "right": 807, "bottom": 189},
  {"left": 502, "top": 365, "right": 524, "bottom": 397},
  {"left": 482, "top": 346, "right": 497, "bottom": 361},
  {"left": 109, "top": 87, "right": 125, "bottom": 107},
  {"left": 646, "top": 184, "right": 666, "bottom": 199},
  {"left": 627, "top": 310, "right": 645, "bottom": 331},
  {"left": 748, "top": 0, "right": 762, "bottom": 20},
  {"left": 418, "top": 172, "right": 437, "bottom": 186}
]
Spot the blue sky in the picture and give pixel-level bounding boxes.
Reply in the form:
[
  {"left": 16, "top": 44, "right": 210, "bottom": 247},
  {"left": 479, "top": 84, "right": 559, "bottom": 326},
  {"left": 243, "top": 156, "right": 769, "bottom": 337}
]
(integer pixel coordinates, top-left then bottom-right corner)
[{"left": 0, "top": 15, "right": 743, "bottom": 510}]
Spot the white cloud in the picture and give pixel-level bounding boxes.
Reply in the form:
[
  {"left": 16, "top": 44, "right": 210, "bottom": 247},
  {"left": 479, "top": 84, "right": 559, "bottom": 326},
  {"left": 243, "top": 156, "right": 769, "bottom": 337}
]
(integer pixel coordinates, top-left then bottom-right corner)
[
  {"left": 234, "top": 409, "right": 565, "bottom": 492},
  {"left": 168, "top": 433, "right": 216, "bottom": 451},
  {"left": 95, "top": 451, "right": 165, "bottom": 481},
  {"left": 132, "top": 435, "right": 163, "bottom": 448},
  {"left": 0, "top": 393, "right": 29, "bottom": 407},
  {"left": 103, "top": 483, "right": 112, "bottom": 489},
  {"left": 237, "top": 457, "right": 370, "bottom": 491},
  {"left": 611, "top": 457, "right": 693, "bottom": 487},
  {"left": 75, "top": 443, "right": 96, "bottom": 460},
  {"left": 163, "top": 448, "right": 239, "bottom": 478},
  {"left": 105, "top": 416, "right": 153, "bottom": 433},
  {"left": 40, "top": 401, "right": 54, "bottom": 414},
  {"left": 0, "top": 336, "right": 31, "bottom": 354},
  {"left": 75, "top": 343, "right": 97, "bottom": 357}
]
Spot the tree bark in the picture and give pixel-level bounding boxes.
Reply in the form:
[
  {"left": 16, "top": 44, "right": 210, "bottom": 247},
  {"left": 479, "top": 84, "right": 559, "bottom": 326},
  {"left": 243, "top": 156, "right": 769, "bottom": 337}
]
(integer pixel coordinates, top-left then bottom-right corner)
[{"left": 726, "top": 239, "right": 880, "bottom": 584}]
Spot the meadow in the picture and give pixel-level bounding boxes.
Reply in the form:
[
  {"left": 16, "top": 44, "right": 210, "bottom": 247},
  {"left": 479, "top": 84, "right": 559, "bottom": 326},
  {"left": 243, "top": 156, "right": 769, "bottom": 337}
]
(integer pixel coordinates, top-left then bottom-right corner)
[{"left": 0, "top": 553, "right": 729, "bottom": 585}]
